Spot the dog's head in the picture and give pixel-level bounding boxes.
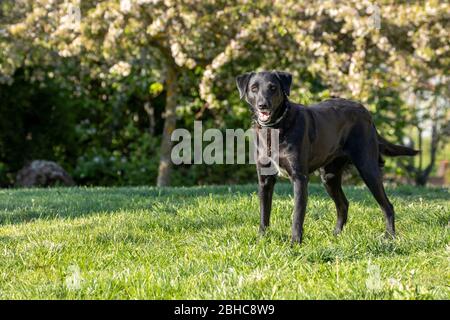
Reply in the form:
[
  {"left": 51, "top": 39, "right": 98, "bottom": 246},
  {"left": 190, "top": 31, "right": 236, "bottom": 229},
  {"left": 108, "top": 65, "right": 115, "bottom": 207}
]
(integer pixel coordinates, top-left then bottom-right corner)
[{"left": 236, "top": 71, "right": 292, "bottom": 124}]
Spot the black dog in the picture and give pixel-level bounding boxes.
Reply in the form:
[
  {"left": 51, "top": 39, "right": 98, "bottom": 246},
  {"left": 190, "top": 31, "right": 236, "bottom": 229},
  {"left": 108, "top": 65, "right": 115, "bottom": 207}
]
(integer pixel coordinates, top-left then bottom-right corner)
[{"left": 236, "top": 71, "right": 418, "bottom": 244}]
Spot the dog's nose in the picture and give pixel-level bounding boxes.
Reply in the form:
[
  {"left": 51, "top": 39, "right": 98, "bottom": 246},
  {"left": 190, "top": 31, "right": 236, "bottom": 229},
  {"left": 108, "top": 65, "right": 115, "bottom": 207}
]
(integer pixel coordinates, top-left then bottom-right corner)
[{"left": 258, "top": 103, "right": 269, "bottom": 109}]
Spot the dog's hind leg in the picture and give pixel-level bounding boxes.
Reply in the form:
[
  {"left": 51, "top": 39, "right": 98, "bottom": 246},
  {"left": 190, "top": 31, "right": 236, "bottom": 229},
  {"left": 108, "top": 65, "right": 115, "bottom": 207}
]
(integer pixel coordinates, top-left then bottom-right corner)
[
  {"left": 346, "top": 131, "right": 396, "bottom": 237},
  {"left": 320, "top": 157, "right": 350, "bottom": 235}
]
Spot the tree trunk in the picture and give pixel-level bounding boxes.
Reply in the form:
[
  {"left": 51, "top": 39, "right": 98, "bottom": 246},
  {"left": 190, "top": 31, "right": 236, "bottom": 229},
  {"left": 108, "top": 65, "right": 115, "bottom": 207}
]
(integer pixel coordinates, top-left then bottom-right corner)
[
  {"left": 157, "top": 65, "right": 178, "bottom": 187},
  {"left": 414, "top": 100, "right": 439, "bottom": 186},
  {"left": 143, "top": 102, "right": 155, "bottom": 135}
]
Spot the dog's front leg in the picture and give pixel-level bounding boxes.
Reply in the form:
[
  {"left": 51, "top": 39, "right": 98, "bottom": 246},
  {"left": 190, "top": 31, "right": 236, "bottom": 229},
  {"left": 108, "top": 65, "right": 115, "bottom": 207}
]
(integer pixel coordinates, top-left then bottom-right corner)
[
  {"left": 257, "top": 172, "right": 276, "bottom": 235},
  {"left": 291, "top": 174, "right": 308, "bottom": 244}
]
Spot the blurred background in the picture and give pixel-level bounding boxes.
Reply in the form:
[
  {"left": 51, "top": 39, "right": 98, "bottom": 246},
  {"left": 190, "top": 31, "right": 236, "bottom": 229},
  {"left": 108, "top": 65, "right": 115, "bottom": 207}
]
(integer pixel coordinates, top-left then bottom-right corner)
[{"left": 0, "top": 0, "right": 448, "bottom": 188}]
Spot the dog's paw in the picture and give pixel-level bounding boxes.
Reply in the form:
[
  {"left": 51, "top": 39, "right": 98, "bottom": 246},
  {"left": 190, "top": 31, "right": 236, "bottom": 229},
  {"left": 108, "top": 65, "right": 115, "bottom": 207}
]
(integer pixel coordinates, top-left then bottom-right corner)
[
  {"left": 384, "top": 230, "right": 396, "bottom": 240},
  {"left": 333, "top": 227, "right": 343, "bottom": 236},
  {"left": 291, "top": 234, "right": 303, "bottom": 245},
  {"left": 259, "top": 227, "right": 268, "bottom": 236}
]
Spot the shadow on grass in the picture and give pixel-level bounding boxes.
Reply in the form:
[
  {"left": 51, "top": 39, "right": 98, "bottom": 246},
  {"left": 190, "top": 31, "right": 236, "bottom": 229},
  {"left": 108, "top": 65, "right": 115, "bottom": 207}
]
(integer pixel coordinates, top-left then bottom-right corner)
[{"left": 0, "top": 183, "right": 447, "bottom": 226}]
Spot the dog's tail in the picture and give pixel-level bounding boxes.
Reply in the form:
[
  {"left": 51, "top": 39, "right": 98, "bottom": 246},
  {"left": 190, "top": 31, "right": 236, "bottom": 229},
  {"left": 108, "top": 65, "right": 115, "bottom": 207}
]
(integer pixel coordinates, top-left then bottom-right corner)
[{"left": 377, "top": 133, "right": 419, "bottom": 157}]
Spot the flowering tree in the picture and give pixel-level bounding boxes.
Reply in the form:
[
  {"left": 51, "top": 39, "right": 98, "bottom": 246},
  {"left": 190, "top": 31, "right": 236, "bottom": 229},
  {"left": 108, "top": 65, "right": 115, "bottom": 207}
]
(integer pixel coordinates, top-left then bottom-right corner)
[
  {"left": 199, "top": 0, "right": 449, "bottom": 184},
  {"left": 2, "top": 0, "right": 259, "bottom": 185},
  {"left": 1, "top": 0, "right": 448, "bottom": 185}
]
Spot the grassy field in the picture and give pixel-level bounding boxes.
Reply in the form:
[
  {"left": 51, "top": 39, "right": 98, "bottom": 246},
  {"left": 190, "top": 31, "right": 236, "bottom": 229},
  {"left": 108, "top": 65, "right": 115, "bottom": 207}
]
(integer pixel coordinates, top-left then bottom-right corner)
[{"left": 0, "top": 183, "right": 448, "bottom": 299}]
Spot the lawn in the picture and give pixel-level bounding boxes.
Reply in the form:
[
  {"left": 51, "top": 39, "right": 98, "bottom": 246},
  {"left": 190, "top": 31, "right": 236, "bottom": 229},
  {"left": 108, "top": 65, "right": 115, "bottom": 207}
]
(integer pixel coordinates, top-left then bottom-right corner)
[{"left": 0, "top": 183, "right": 448, "bottom": 299}]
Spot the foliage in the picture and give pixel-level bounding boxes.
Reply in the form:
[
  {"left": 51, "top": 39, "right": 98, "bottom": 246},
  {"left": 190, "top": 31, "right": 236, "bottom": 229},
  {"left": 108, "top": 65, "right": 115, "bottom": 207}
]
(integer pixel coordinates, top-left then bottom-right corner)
[
  {"left": 0, "top": 1, "right": 448, "bottom": 186},
  {"left": 0, "top": 68, "right": 80, "bottom": 185}
]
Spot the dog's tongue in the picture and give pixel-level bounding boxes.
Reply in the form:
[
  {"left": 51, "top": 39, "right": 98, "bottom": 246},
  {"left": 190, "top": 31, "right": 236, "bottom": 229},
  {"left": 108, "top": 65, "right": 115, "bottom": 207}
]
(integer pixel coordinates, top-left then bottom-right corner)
[{"left": 259, "top": 111, "right": 271, "bottom": 122}]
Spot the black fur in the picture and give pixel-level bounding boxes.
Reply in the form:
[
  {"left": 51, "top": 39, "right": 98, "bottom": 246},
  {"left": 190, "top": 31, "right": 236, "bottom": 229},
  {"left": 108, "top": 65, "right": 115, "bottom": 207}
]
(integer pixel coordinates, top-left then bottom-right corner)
[{"left": 236, "top": 71, "right": 419, "bottom": 244}]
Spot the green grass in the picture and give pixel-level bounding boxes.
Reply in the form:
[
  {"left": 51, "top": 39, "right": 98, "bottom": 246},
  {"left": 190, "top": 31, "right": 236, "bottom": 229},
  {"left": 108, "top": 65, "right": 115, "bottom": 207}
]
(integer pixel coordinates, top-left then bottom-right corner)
[{"left": 0, "top": 183, "right": 448, "bottom": 299}]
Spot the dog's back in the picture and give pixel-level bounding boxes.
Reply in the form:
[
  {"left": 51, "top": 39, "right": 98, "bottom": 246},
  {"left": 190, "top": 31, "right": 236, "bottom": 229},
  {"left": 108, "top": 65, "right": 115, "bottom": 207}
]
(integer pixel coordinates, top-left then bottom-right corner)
[
  {"left": 309, "top": 98, "right": 372, "bottom": 124},
  {"left": 299, "top": 98, "right": 373, "bottom": 165}
]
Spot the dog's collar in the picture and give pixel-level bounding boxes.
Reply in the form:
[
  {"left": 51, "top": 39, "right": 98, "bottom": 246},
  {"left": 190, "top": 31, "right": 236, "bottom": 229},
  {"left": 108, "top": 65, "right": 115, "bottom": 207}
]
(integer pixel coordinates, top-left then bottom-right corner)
[{"left": 256, "top": 101, "right": 290, "bottom": 128}]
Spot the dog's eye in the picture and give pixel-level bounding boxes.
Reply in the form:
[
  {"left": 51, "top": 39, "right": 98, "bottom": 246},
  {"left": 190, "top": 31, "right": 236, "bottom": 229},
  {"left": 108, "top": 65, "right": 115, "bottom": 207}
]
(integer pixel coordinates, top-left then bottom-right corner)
[
  {"left": 269, "top": 85, "right": 276, "bottom": 91},
  {"left": 251, "top": 86, "right": 258, "bottom": 92}
]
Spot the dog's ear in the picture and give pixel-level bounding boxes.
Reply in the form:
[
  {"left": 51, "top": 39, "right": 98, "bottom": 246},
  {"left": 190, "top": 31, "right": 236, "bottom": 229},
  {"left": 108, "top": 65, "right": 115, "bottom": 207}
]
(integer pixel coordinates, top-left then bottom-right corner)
[
  {"left": 236, "top": 72, "right": 254, "bottom": 100},
  {"left": 274, "top": 71, "right": 292, "bottom": 96}
]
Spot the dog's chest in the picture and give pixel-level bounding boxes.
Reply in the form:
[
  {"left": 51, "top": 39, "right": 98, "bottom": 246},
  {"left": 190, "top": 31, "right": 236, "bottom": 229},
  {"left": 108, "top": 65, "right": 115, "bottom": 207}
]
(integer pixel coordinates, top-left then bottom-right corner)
[
  {"left": 273, "top": 160, "right": 290, "bottom": 178},
  {"left": 260, "top": 146, "right": 292, "bottom": 179},
  {"left": 276, "top": 146, "right": 292, "bottom": 178},
  {"left": 256, "top": 130, "right": 294, "bottom": 179}
]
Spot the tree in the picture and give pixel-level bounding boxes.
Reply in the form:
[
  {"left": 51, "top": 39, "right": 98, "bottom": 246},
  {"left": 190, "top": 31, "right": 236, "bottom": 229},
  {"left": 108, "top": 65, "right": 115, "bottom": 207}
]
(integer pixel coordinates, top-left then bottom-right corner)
[
  {"left": 1, "top": 0, "right": 448, "bottom": 186},
  {"left": 2, "top": 0, "right": 274, "bottom": 186},
  {"left": 200, "top": 0, "right": 449, "bottom": 184},
  {"left": 402, "top": 82, "right": 449, "bottom": 185}
]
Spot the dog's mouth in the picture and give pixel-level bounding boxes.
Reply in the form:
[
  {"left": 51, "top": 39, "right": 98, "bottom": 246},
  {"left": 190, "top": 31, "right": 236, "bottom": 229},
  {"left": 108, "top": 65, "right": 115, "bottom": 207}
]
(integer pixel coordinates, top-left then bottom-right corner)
[{"left": 257, "top": 110, "right": 271, "bottom": 123}]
